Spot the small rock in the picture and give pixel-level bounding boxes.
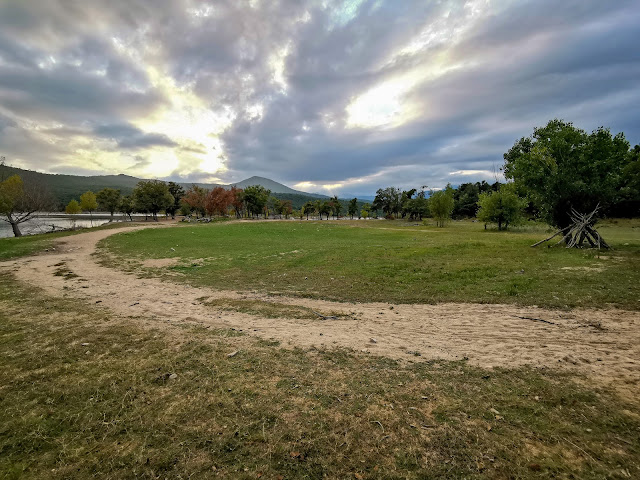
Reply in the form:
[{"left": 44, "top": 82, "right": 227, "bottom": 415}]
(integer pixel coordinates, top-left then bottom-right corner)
[
  {"left": 227, "top": 351, "right": 238, "bottom": 358},
  {"left": 586, "top": 428, "right": 592, "bottom": 432},
  {"left": 369, "top": 338, "right": 377, "bottom": 344},
  {"left": 170, "top": 247, "right": 175, "bottom": 251},
  {"left": 490, "top": 408, "right": 500, "bottom": 415},
  {"left": 169, "top": 373, "right": 178, "bottom": 379},
  {"left": 81, "top": 343, "right": 90, "bottom": 346}
]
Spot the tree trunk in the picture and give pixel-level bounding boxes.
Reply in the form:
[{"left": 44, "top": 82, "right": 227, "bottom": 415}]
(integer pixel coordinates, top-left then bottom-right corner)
[{"left": 11, "top": 221, "right": 22, "bottom": 237}]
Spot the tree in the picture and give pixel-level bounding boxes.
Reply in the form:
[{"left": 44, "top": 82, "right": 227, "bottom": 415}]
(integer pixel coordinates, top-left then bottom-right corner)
[
  {"left": 302, "top": 200, "right": 315, "bottom": 220},
  {"left": 330, "top": 195, "right": 342, "bottom": 219},
  {"left": 373, "top": 187, "right": 401, "bottom": 218},
  {"left": 205, "top": 187, "right": 234, "bottom": 217},
  {"left": 614, "top": 145, "right": 640, "bottom": 217},
  {"left": 503, "top": 119, "right": 630, "bottom": 228},
  {"left": 119, "top": 195, "right": 135, "bottom": 221},
  {"left": 166, "top": 182, "right": 185, "bottom": 219},
  {"left": 182, "top": 185, "right": 208, "bottom": 218},
  {"left": 79, "top": 191, "right": 97, "bottom": 225},
  {"left": 318, "top": 200, "right": 332, "bottom": 220},
  {"left": 96, "top": 188, "right": 121, "bottom": 220},
  {"left": 65, "top": 199, "right": 81, "bottom": 229},
  {"left": 429, "top": 187, "right": 455, "bottom": 227},
  {"left": 243, "top": 185, "right": 271, "bottom": 218},
  {"left": 132, "top": 180, "right": 174, "bottom": 221},
  {"left": 361, "top": 202, "right": 371, "bottom": 219},
  {"left": 348, "top": 198, "right": 358, "bottom": 219},
  {"left": 402, "top": 188, "right": 429, "bottom": 220},
  {"left": 280, "top": 199, "right": 293, "bottom": 218},
  {"left": 476, "top": 183, "right": 525, "bottom": 230},
  {"left": 230, "top": 187, "right": 244, "bottom": 218},
  {"left": 0, "top": 174, "right": 53, "bottom": 237}
]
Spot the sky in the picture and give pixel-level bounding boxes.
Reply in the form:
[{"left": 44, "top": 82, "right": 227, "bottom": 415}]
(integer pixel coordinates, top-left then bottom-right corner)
[{"left": 1, "top": 0, "right": 639, "bottom": 197}]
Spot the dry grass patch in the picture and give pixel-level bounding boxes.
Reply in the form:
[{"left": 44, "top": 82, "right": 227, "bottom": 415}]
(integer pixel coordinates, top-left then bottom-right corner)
[{"left": 1, "top": 274, "right": 639, "bottom": 479}]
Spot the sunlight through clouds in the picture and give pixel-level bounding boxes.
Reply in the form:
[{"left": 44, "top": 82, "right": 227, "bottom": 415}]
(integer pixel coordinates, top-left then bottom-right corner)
[{"left": 0, "top": 0, "right": 637, "bottom": 194}]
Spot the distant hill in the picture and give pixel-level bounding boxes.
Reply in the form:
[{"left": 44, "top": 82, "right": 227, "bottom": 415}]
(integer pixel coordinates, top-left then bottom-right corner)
[
  {"left": 232, "top": 176, "right": 326, "bottom": 198},
  {"left": 0, "top": 165, "right": 333, "bottom": 210}
]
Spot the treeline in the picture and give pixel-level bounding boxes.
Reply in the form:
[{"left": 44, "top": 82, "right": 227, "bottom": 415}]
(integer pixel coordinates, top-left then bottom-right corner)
[
  {"left": 3, "top": 118, "right": 639, "bottom": 237},
  {"left": 61, "top": 182, "right": 367, "bottom": 222},
  {"left": 370, "top": 119, "right": 640, "bottom": 229}
]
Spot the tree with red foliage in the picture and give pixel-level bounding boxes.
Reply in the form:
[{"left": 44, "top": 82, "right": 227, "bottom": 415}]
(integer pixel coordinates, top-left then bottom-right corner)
[
  {"left": 181, "top": 185, "right": 208, "bottom": 217},
  {"left": 205, "top": 187, "right": 234, "bottom": 217},
  {"left": 230, "top": 186, "right": 244, "bottom": 218}
]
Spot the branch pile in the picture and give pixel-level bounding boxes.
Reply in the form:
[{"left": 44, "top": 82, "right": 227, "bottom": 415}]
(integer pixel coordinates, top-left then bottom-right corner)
[{"left": 531, "top": 205, "right": 610, "bottom": 249}]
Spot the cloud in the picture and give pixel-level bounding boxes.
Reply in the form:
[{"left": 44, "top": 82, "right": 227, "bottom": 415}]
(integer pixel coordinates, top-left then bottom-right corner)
[
  {"left": 94, "top": 123, "right": 177, "bottom": 149},
  {"left": 0, "top": 0, "right": 638, "bottom": 196}
]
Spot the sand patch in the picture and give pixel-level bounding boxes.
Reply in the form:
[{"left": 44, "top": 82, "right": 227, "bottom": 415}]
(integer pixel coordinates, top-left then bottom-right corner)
[
  {"left": 142, "top": 257, "right": 180, "bottom": 268},
  {"left": 3, "top": 222, "right": 639, "bottom": 403}
]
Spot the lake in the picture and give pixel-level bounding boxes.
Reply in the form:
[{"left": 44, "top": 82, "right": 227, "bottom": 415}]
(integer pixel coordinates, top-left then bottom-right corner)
[{"left": 0, "top": 214, "right": 124, "bottom": 238}]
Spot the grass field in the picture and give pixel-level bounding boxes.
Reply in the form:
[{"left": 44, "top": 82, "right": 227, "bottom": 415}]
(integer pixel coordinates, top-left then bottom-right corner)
[
  {"left": 100, "top": 219, "right": 640, "bottom": 310},
  {"left": 1, "top": 273, "right": 639, "bottom": 479}
]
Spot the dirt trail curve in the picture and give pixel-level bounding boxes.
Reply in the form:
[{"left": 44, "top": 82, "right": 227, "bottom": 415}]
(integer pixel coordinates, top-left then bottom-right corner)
[{"left": 3, "top": 223, "right": 639, "bottom": 397}]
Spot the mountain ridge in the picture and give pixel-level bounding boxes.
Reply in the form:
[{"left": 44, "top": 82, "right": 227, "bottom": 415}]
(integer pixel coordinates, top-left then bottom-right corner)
[{"left": 0, "top": 165, "right": 332, "bottom": 209}]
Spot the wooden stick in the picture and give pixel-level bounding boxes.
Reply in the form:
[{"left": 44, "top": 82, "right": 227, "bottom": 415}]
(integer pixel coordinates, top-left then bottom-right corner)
[
  {"left": 312, "top": 311, "right": 338, "bottom": 320},
  {"left": 512, "top": 315, "right": 556, "bottom": 325},
  {"left": 530, "top": 226, "right": 571, "bottom": 247}
]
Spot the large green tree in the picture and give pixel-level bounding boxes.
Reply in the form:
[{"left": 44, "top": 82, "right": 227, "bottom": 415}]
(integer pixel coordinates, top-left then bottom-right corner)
[
  {"left": 503, "top": 119, "right": 630, "bottom": 228},
  {"left": 373, "top": 187, "right": 401, "bottom": 218},
  {"left": 166, "top": 182, "right": 185, "bottom": 219},
  {"left": 243, "top": 185, "right": 271, "bottom": 218},
  {"left": 132, "top": 180, "right": 174, "bottom": 221},
  {"left": 476, "top": 183, "right": 525, "bottom": 230},
  {"left": 96, "top": 188, "right": 121, "bottom": 220},
  {"left": 615, "top": 145, "right": 640, "bottom": 217}
]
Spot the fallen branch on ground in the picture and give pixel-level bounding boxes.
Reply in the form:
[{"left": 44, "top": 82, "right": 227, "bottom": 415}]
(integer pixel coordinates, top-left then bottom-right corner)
[
  {"left": 312, "top": 311, "right": 338, "bottom": 320},
  {"left": 513, "top": 315, "right": 556, "bottom": 325}
]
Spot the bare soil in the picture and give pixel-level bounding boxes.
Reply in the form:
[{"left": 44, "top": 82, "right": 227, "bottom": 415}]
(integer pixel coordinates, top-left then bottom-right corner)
[{"left": 3, "top": 223, "right": 639, "bottom": 399}]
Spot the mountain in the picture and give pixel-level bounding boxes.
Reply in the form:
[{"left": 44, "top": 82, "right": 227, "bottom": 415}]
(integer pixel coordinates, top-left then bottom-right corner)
[
  {"left": 0, "top": 165, "right": 331, "bottom": 210},
  {"left": 232, "top": 176, "right": 327, "bottom": 198}
]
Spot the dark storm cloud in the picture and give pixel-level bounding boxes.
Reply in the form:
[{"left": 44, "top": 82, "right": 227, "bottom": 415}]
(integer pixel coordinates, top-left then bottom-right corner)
[
  {"left": 93, "top": 123, "right": 177, "bottom": 149},
  {"left": 0, "top": 0, "right": 638, "bottom": 194},
  {"left": 215, "top": 0, "right": 640, "bottom": 194}
]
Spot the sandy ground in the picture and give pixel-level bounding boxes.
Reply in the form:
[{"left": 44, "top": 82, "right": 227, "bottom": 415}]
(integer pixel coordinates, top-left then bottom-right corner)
[{"left": 3, "top": 223, "right": 639, "bottom": 399}]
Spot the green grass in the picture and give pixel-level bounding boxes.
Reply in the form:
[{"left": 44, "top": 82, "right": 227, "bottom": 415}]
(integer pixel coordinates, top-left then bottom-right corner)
[
  {"left": 100, "top": 219, "right": 640, "bottom": 309},
  {"left": 1, "top": 273, "right": 639, "bottom": 479}
]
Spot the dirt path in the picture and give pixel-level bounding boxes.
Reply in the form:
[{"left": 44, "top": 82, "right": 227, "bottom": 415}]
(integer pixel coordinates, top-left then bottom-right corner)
[{"left": 3, "top": 223, "right": 639, "bottom": 398}]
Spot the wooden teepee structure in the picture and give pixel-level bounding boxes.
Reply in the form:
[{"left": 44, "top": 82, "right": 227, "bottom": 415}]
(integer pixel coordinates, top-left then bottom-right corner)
[{"left": 531, "top": 205, "right": 610, "bottom": 249}]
